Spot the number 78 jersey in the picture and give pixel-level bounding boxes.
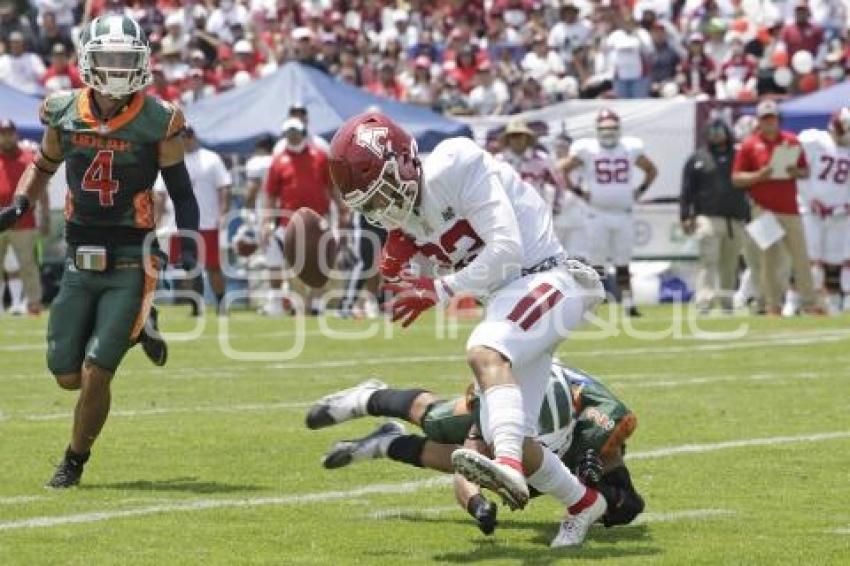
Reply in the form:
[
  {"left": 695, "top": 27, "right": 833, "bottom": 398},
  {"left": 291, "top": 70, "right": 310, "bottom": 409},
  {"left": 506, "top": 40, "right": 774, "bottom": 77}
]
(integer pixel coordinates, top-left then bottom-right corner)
[
  {"left": 569, "top": 136, "right": 645, "bottom": 211},
  {"left": 798, "top": 129, "right": 850, "bottom": 210}
]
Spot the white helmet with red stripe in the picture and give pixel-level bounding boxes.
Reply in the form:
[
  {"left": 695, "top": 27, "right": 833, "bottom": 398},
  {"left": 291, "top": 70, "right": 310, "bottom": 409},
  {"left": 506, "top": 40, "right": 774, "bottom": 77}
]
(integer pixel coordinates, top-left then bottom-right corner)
[
  {"left": 828, "top": 107, "right": 850, "bottom": 146},
  {"left": 596, "top": 108, "right": 621, "bottom": 148}
]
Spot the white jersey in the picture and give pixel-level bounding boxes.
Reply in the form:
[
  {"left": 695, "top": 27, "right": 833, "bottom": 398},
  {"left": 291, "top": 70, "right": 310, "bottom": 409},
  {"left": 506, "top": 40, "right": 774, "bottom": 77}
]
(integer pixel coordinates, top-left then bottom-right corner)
[
  {"left": 495, "top": 147, "right": 562, "bottom": 211},
  {"left": 403, "top": 137, "right": 563, "bottom": 299},
  {"left": 798, "top": 129, "right": 850, "bottom": 212},
  {"left": 570, "top": 136, "right": 645, "bottom": 211},
  {"left": 245, "top": 153, "right": 273, "bottom": 217},
  {"left": 155, "top": 148, "right": 232, "bottom": 231}
]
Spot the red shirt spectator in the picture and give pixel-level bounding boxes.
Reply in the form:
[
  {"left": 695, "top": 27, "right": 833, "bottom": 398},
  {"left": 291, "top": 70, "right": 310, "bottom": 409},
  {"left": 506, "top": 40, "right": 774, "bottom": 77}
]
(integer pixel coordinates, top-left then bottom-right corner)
[
  {"left": 780, "top": 3, "right": 824, "bottom": 58},
  {"left": 42, "top": 44, "right": 82, "bottom": 92},
  {"left": 265, "top": 120, "right": 332, "bottom": 217},
  {"left": 0, "top": 140, "right": 36, "bottom": 230},
  {"left": 733, "top": 112, "right": 807, "bottom": 215},
  {"left": 146, "top": 67, "right": 181, "bottom": 101},
  {"left": 367, "top": 60, "right": 407, "bottom": 101}
]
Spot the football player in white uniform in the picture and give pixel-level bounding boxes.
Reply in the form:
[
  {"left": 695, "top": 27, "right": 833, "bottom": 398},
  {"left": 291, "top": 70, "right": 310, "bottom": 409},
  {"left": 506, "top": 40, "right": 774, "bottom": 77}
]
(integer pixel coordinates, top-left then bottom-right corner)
[
  {"left": 797, "top": 109, "right": 850, "bottom": 313},
  {"left": 328, "top": 112, "right": 606, "bottom": 547},
  {"left": 559, "top": 109, "right": 657, "bottom": 316}
]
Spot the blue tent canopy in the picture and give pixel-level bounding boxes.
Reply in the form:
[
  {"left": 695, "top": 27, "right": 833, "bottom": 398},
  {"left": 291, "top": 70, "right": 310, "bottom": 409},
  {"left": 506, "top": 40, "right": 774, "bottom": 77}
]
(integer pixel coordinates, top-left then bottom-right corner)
[
  {"left": 778, "top": 80, "right": 850, "bottom": 132},
  {"left": 185, "top": 62, "right": 472, "bottom": 154},
  {"left": 0, "top": 84, "right": 43, "bottom": 142}
]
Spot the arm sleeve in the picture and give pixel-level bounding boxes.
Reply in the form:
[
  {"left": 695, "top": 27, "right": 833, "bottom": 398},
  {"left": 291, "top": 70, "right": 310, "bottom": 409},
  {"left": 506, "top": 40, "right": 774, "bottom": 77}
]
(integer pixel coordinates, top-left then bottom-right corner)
[
  {"left": 161, "top": 161, "right": 199, "bottom": 260},
  {"left": 680, "top": 155, "right": 696, "bottom": 220},
  {"left": 440, "top": 172, "right": 524, "bottom": 298}
]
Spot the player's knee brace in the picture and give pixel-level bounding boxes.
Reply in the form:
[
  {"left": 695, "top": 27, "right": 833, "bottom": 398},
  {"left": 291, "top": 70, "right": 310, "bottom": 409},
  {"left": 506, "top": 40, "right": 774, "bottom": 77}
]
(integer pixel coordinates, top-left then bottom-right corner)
[
  {"left": 824, "top": 265, "right": 842, "bottom": 293},
  {"left": 615, "top": 266, "right": 631, "bottom": 291},
  {"left": 599, "top": 466, "right": 645, "bottom": 527},
  {"left": 386, "top": 434, "right": 428, "bottom": 467}
]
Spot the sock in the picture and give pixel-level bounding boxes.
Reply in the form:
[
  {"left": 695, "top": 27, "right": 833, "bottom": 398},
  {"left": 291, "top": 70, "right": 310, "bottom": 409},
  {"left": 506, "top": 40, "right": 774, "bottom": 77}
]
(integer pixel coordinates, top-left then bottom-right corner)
[
  {"left": 215, "top": 292, "right": 224, "bottom": 306},
  {"left": 526, "top": 446, "right": 586, "bottom": 507},
  {"left": 0, "top": 280, "right": 5, "bottom": 308},
  {"left": 8, "top": 277, "right": 23, "bottom": 307},
  {"left": 386, "top": 434, "right": 427, "bottom": 467},
  {"left": 266, "top": 289, "right": 283, "bottom": 313},
  {"left": 466, "top": 494, "right": 488, "bottom": 519},
  {"left": 482, "top": 384, "right": 525, "bottom": 471},
  {"left": 64, "top": 445, "right": 90, "bottom": 468},
  {"left": 366, "top": 389, "right": 428, "bottom": 419},
  {"left": 841, "top": 266, "right": 850, "bottom": 295},
  {"left": 622, "top": 291, "right": 634, "bottom": 310},
  {"left": 567, "top": 486, "right": 599, "bottom": 516}
]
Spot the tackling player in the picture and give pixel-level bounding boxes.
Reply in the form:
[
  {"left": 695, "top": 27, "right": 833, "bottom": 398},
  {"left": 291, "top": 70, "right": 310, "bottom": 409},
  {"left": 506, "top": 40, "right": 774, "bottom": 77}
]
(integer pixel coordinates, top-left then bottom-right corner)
[
  {"left": 328, "top": 112, "right": 607, "bottom": 547},
  {"left": 0, "top": 15, "right": 200, "bottom": 487},
  {"left": 559, "top": 109, "right": 658, "bottom": 316},
  {"left": 306, "top": 363, "right": 643, "bottom": 537},
  {"left": 797, "top": 109, "right": 850, "bottom": 314}
]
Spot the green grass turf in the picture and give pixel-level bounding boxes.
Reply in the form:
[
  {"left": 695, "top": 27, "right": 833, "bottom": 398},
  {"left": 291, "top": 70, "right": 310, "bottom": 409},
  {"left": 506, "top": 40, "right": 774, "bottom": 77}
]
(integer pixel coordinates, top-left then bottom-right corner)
[{"left": 1, "top": 305, "right": 849, "bottom": 565}]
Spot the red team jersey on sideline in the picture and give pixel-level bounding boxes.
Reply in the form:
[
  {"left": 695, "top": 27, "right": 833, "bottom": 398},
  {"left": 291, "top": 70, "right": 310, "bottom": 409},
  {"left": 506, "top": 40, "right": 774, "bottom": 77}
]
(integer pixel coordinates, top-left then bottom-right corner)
[
  {"left": 0, "top": 144, "right": 36, "bottom": 230},
  {"left": 265, "top": 145, "right": 332, "bottom": 218},
  {"left": 733, "top": 131, "right": 807, "bottom": 215}
]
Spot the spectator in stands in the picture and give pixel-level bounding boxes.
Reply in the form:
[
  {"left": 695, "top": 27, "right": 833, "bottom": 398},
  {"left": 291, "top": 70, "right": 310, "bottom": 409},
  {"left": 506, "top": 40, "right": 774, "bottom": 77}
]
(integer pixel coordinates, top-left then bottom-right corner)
[
  {"left": 406, "top": 56, "right": 435, "bottom": 108},
  {"left": 293, "top": 27, "right": 327, "bottom": 73},
  {"left": 146, "top": 65, "right": 180, "bottom": 102},
  {"left": 180, "top": 68, "right": 215, "bottom": 105},
  {"left": 161, "top": 11, "right": 189, "bottom": 58},
  {"left": 41, "top": 43, "right": 81, "bottom": 93},
  {"left": 680, "top": 119, "right": 749, "bottom": 314},
  {"left": 521, "top": 32, "right": 565, "bottom": 83},
  {"left": 0, "top": 31, "right": 46, "bottom": 95},
  {"left": 648, "top": 22, "right": 681, "bottom": 97},
  {"left": 367, "top": 59, "right": 406, "bottom": 101},
  {"left": 548, "top": 2, "right": 592, "bottom": 65},
  {"left": 605, "top": 11, "right": 652, "bottom": 99},
  {"left": 732, "top": 99, "right": 821, "bottom": 315},
  {"left": 206, "top": 0, "right": 248, "bottom": 44},
  {"left": 678, "top": 33, "right": 717, "bottom": 97},
  {"left": 780, "top": 2, "right": 824, "bottom": 59},
  {"left": 34, "top": 10, "right": 74, "bottom": 60},
  {"left": 468, "top": 61, "right": 509, "bottom": 116},
  {"left": 0, "top": 119, "right": 46, "bottom": 315}
]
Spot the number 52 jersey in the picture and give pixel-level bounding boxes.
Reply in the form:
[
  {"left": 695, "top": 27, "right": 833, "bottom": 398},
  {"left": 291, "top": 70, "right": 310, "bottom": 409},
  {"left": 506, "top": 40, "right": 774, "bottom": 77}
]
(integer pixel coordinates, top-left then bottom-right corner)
[
  {"left": 569, "top": 136, "right": 645, "bottom": 211},
  {"left": 40, "top": 88, "right": 184, "bottom": 233}
]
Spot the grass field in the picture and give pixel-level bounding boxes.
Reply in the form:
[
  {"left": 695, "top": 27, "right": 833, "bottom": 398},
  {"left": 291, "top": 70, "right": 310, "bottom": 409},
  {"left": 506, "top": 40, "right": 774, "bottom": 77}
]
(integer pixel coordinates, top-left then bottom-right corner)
[{"left": 1, "top": 305, "right": 849, "bottom": 565}]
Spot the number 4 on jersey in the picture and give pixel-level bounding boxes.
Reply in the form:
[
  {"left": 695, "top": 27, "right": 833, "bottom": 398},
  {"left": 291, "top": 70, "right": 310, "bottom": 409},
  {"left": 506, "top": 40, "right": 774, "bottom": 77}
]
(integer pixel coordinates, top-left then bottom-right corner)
[{"left": 82, "top": 150, "right": 119, "bottom": 206}]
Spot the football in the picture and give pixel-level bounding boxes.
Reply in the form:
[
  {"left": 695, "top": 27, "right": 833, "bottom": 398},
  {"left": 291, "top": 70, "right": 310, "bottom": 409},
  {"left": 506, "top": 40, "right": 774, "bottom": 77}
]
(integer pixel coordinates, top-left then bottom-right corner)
[{"left": 282, "top": 207, "right": 337, "bottom": 288}]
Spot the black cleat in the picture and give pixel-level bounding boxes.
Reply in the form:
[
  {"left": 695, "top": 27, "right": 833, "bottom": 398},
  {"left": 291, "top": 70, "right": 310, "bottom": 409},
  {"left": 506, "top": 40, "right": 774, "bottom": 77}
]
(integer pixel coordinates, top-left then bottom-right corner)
[
  {"left": 139, "top": 307, "right": 168, "bottom": 367},
  {"left": 474, "top": 499, "right": 498, "bottom": 535},
  {"left": 45, "top": 459, "right": 84, "bottom": 489},
  {"left": 626, "top": 306, "right": 642, "bottom": 317}
]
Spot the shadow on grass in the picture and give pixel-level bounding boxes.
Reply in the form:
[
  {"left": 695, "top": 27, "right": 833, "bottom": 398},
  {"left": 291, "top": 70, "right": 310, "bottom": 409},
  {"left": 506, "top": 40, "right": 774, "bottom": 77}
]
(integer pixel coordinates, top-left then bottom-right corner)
[
  {"left": 379, "top": 515, "right": 659, "bottom": 564},
  {"left": 81, "top": 476, "right": 264, "bottom": 494}
]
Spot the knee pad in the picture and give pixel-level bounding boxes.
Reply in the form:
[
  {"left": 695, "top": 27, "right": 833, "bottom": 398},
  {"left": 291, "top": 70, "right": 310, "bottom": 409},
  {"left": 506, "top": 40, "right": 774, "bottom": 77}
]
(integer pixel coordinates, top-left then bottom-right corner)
[
  {"left": 615, "top": 266, "right": 631, "bottom": 291},
  {"left": 824, "top": 265, "right": 842, "bottom": 293}
]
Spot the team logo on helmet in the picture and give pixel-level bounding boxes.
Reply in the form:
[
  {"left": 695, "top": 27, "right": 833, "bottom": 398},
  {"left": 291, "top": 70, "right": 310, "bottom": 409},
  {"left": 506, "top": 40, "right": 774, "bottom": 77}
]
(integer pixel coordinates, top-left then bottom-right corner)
[{"left": 355, "top": 125, "right": 390, "bottom": 158}]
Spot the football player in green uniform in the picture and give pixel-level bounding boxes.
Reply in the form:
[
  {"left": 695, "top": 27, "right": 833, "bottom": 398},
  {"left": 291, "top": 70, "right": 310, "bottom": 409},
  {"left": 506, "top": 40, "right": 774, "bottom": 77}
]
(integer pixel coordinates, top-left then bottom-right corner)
[
  {"left": 307, "top": 364, "right": 643, "bottom": 536},
  {"left": 0, "top": 15, "right": 200, "bottom": 488}
]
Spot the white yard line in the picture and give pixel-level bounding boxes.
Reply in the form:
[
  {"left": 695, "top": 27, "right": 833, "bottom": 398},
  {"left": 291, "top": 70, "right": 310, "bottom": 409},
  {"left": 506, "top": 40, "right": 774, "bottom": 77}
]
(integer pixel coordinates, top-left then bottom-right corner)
[
  {"left": 828, "top": 526, "right": 850, "bottom": 535},
  {"left": 627, "top": 431, "right": 850, "bottom": 460},
  {"left": 22, "top": 401, "right": 311, "bottom": 422},
  {"left": 630, "top": 509, "right": 736, "bottom": 525},
  {"left": 0, "top": 430, "right": 847, "bottom": 532},
  {"left": 0, "top": 496, "right": 46, "bottom": 506}
]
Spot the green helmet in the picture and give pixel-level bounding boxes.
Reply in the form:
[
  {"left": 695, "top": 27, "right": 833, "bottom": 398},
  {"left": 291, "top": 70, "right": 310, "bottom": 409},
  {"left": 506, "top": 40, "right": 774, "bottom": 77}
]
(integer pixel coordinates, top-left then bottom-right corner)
[{"left": 78, "top": 15, "right": 151, "bottom": 98}]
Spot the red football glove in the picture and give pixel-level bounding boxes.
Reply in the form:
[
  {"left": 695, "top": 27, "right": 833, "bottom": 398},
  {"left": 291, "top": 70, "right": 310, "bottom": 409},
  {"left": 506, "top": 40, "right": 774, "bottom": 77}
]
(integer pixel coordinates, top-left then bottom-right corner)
[
  {"left": 386, "top": 273, "right": 449, "bottom": 328},
  {"left": 379, "top": 230, "right": 418, "bottom": 281}
]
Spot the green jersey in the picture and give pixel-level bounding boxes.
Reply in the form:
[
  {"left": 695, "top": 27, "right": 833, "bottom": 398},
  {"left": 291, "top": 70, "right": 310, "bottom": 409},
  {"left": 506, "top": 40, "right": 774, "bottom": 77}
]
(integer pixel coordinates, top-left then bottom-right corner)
[{"left": 40, "top": 88, "right": 184, "bottom": 242}]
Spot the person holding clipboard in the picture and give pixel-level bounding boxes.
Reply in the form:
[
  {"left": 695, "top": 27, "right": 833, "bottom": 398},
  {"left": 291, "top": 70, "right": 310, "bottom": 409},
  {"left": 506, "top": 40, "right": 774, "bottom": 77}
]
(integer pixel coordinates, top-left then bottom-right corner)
[{"left": 731, "top": 99, "right": 824, "bottom": 315}]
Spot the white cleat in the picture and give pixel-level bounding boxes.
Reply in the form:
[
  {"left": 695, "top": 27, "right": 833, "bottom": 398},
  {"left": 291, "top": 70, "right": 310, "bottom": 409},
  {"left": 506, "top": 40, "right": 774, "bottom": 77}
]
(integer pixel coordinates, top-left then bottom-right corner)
[
  {"left": 322, "top": 421, "right": 405, "bottom": 469},
  {"left": 550, "top": 489, "right": 607, "bottom": 548},
  {"left": 305, "top": 378, "right": 388, "bottom": 429},
  {"left": 451, "top": 448, "right": 529, "bottom": 511}
]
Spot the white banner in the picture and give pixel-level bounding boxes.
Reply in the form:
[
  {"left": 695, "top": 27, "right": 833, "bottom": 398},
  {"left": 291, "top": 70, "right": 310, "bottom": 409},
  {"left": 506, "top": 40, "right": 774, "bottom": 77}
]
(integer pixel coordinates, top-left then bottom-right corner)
[{"left": 458, "top": 98, "right": 697, "bottom": 202}]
